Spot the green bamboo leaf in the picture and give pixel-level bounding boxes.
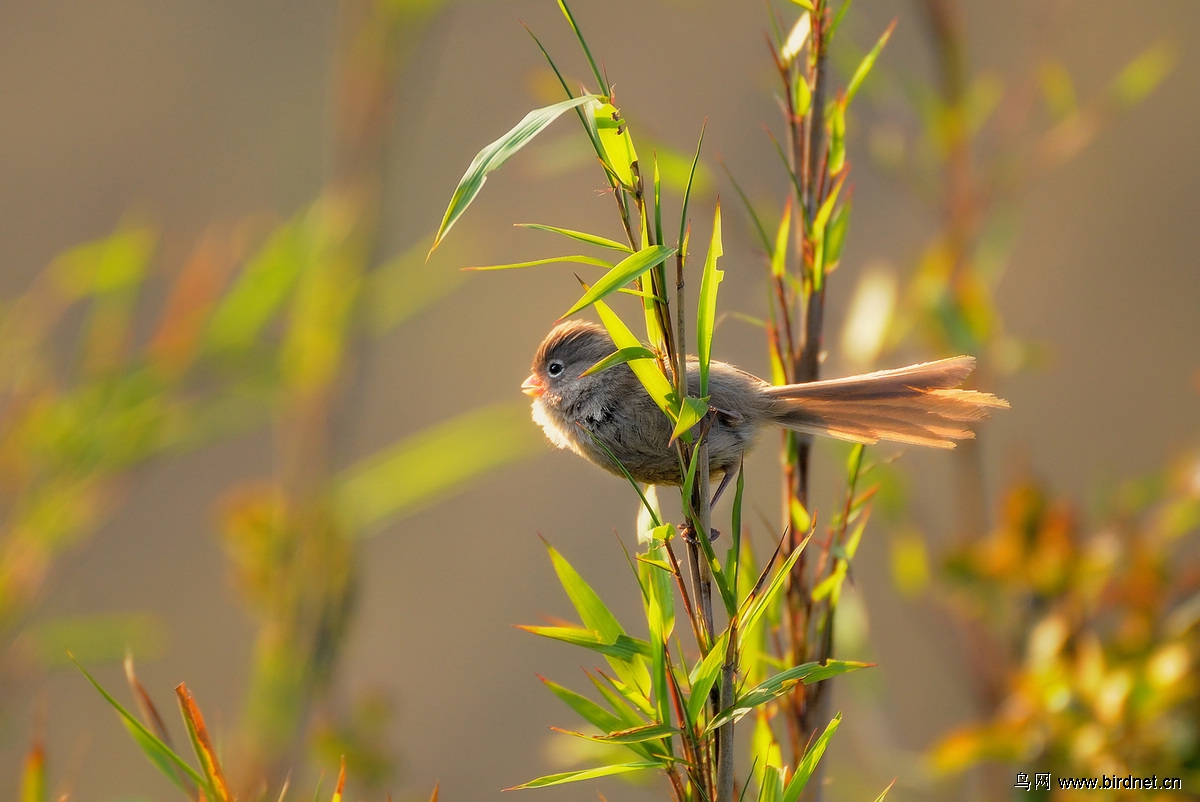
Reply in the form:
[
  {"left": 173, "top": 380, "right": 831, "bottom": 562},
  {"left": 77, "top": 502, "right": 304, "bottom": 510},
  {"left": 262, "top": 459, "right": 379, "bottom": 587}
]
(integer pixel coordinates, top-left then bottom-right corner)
[
  {"left": 828, "top": 101, "right": 846, "bottom": 175},
  {"left": 771, "top": 197, "right": 792, "bottom": 280},
  {"left": 782, "top": 714, "right": 842, "bottom": 802},
  {"left": 430, "top": 94, "right": 598, "bottom": 255},
  {"left": 825, "top": 198, "right": 851, "bottom": 269},
  {"left": 334, "top": 401, "right": 540, "bottom": 533},
  {"left": 73, "top": 657, "right": 210, "bottom": 794},
  {"left": 563, "top": 245, "right": 675, "bottom": 319},
  {"left": 576, "top": 722, "right": 677, "bottom": 744},
  {"left": 641, "top": 545, "right": 674, "bottom": 729},
  {"left": 708, "top": 665, "right": 865, "bottom": 731},
  {"left": 507, "top": 762, "right": 660, "bottom": 790},
  {"left": 653, "top": 157, "right": 663, "bottom": 245},
  {"left": 677, "top": 122, "right": 708, "bottom": 253},
  {"left": 739, "top": 540, "right": 806, "bottom": 642},
  {"left": 686, "top": 630, "right": 729, "bottom": 725},
  {"left": 590, "top": 669, "right": 655, "bottom": 723},
  {"left": 845, "top": 442, "right": 865, "bottom": 483},
  {"left": 667, "top": 396, "right": 709, "bottom": 447},
  {"left": 556, "top": 0, "right": 607, "bottom": 95},
  {"left": 845, "top": 19, "right": 895, "bottom": 106},
  {"left": 520, "top": 626, "right": 653, "bottom": 662},
  {"left": 697, "top": 202, "right": 724, "bottom": 397},
  {"left": 546, "top": 543, "right": 624, "bottom": 642},
  {"left": 464, "top": 255, "right": 612, "bottom": 271},
  {"left": 539, "top": 676, "right": 633, "bottom": 737},
  {"left": 516, "top": 223, "right": 633, "bottom": 252},
  {"left": 593, "top": 298, "right": 677, "bottom": 417},
  {"left": 580, "top": 346, "right": 659, "bottom": 377},
  {"left": 544, "top": 542, "right": 653, "bottom": 698},
  {"left": 594, "top": 102, "right": 639, "bottom": 189},
  {"left": 752, "top": 715, "right": 784, "bottom": 796},
  {"left": 759, "top": 765, "right": 785, "bottom": 802},
  {"left": 793, "top": 70, "right": 812, "bottom": 118},
  {"left": 811, "top": 173, "right": 846, "bottom": 292}
]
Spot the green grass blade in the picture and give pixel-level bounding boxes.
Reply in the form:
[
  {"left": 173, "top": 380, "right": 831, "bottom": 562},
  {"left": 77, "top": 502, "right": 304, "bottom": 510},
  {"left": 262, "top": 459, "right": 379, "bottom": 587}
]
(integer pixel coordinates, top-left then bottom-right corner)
[
  {"left": 556, "top": 0, "right": 608, "bottom": 95},
  {"left": 73, "top": 657, "right": 210, "bottom": 794},
  {"left": 520, "top": 22, "right": 607, "bottom": 163},
  {"left": 507, "top": 762, "right": 660, "bottom": 790},
  {"left": 516, "top": 223, "right": 633, "bottom": 252},
  {"left": 430, "top": 95, "right": 598, "bottom": 255},
  {"left": 334, "top": 401, "right": 540, "bottom": 533},
  {"left": 721, "top": 162, "right": 771, "bottom": 254},
  {"left": 696, "top": 202, "right": 724, "bottom": 396},
  {"left": 678, "top": 122, "right": 707, "bottom": 251},
  {"left": 562, "top": 245, "right": 675, "bottom": 318},
  {"left": 782, "top": 714, "right": 842, "bottom": 802}
]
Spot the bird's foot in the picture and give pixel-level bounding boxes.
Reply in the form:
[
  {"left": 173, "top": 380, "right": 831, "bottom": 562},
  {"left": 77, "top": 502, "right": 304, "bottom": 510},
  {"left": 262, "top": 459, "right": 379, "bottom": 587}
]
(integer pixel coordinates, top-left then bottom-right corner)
[{"left": 680, "top": 522, "right": 721, "bottom": 544}]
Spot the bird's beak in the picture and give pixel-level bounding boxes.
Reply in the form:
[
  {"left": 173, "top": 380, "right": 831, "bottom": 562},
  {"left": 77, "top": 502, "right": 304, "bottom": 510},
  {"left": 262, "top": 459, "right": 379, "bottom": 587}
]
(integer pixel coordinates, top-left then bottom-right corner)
[{"left": 521, "top": 374, "right": 544, "bottom": 397}]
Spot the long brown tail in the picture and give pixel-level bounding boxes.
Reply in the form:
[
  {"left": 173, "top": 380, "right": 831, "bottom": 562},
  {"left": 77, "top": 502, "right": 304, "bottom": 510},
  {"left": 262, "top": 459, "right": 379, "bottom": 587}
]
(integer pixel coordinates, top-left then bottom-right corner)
[{"left": 763, "top": 356, "right": 1008, "bottom": 449}]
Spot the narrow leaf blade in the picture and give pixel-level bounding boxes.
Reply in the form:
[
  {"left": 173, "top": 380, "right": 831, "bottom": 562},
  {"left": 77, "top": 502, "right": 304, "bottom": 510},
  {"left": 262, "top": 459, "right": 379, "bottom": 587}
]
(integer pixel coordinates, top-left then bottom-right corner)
[{"left": 430, "top": 95, "right": 598, "bottom": 254}]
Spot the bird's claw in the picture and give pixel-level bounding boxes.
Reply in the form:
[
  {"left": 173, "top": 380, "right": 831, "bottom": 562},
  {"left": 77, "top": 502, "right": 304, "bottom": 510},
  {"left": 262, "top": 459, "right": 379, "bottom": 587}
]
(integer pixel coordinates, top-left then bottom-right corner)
[{"left": 680, "top": 523, "right": 721, "bottom": 544}]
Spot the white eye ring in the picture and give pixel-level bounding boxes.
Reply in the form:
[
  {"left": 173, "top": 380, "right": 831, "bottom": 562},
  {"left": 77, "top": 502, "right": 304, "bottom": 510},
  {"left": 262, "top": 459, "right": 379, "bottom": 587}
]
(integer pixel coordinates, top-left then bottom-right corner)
[{"left": 547, "top": 361, "right": 564, "bottom": 377}]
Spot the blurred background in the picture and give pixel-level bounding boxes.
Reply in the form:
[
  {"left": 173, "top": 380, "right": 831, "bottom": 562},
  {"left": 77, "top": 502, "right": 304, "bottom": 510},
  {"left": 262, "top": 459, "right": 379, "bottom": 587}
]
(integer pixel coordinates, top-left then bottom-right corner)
[{"left": 1, "top": 1, "right": 1197, "bottom": 800}]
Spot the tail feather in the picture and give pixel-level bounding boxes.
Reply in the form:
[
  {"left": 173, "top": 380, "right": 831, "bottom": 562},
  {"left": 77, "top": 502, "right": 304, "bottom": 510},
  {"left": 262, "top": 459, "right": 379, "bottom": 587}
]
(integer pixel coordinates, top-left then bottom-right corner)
[{"left": 764, "top": 357, "right": 1008, "bottom": 448}]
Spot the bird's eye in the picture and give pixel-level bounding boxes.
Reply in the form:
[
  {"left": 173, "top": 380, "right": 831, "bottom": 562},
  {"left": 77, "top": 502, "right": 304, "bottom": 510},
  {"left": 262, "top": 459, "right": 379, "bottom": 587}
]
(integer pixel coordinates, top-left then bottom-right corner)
[{"left": 547, "top": 361, "right": 564, "bottom": 377}]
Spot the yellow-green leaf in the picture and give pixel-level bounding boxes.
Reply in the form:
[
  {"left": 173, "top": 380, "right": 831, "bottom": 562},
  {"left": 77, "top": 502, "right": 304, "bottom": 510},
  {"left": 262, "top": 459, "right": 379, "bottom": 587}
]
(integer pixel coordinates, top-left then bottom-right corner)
[
  {"left": 696, "top": 202, "right": 724, "bottom": 396},
  {"left": 430, "top": 95, "right": 598, "bottom": 255},
  {"left": 563, "top": 245, "right": 674, "bottom": 319},
  {"left": 594, "top": 102, "right": 639, "bottom": 189}
]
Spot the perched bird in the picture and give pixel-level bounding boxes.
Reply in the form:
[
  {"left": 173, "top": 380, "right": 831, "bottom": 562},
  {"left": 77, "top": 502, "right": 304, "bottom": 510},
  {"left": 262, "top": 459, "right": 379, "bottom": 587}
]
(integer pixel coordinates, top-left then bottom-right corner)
[{"left": 522, "top": 319, "right": 1007, "bottom": 500}]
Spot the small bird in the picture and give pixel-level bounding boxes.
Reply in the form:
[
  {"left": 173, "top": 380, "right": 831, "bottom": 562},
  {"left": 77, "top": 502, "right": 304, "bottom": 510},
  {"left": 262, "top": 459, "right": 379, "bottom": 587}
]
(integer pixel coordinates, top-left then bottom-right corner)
[{"left": 522, "top": 320, "right": 1007, "bottom": 501}]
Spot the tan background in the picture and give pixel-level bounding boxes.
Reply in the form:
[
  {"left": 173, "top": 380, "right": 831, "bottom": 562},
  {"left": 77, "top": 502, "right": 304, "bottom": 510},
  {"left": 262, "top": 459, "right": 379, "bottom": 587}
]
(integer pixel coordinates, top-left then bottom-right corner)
[{"left": 1, "top": 1, "right": 1198, "bottom": 799}]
